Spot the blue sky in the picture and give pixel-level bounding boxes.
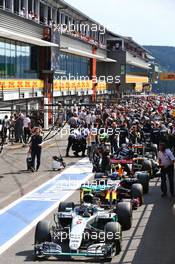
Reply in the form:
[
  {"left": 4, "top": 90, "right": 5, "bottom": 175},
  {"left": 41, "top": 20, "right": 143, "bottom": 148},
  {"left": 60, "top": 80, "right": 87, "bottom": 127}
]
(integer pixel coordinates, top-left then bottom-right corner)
[{"left": 65, "top": 0, "right": 175, "bottom": 46}]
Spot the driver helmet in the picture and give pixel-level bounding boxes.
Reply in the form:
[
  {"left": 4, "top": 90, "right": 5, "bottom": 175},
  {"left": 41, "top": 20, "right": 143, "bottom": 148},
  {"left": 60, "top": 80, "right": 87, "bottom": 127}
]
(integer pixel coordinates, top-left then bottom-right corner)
[
  {"left": 83, "top": 193, "right": 94, "bottom": 204},
  {"left": 121, "top": 143, "right": 127, "bottom": 149}
]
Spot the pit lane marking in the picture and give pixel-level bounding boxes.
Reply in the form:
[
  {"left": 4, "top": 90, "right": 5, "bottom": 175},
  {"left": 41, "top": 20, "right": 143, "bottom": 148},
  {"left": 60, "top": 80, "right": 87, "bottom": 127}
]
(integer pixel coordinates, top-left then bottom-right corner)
[{"left": 0, "top": 158, "right": 93, "bottom": 255}]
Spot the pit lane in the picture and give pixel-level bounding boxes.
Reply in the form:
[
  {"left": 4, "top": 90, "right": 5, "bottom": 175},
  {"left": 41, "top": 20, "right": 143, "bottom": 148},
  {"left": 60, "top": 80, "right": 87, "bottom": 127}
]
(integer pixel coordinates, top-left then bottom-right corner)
[{"left": 0, "top": 174, "right": 175, "bottom": 264}]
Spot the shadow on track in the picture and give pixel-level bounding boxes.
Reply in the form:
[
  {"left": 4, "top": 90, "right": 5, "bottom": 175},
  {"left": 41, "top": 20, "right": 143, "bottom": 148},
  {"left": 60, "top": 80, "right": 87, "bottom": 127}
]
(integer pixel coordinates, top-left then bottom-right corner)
[
  {"left": 16, "top": 250, "right": 111, "bottom": 263},
  {"left": 16, "top": 178, "right": 175, "bottom": 264},
  {"left": 115, "top": 177, "right": 175, "bottom": 264}
]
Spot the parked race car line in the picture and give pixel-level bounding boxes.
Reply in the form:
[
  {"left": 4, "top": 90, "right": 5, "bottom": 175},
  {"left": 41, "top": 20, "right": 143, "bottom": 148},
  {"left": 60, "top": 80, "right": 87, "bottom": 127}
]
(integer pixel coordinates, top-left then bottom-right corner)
[{"left": 0, "top": 158, "right": 93, "bottom": 255}]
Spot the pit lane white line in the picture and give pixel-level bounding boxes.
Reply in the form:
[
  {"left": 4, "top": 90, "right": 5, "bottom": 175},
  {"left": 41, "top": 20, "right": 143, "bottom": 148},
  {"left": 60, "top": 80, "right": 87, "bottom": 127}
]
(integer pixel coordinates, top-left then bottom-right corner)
[{"left": 0, "top": 158, "right": 93, "bottom": 255}]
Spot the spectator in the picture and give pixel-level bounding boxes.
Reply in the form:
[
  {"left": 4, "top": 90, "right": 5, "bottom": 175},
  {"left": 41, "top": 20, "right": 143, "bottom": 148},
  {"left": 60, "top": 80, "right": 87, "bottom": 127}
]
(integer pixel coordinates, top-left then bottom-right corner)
[
  {"left": 14, "top": 113, "right": 24, "bottom": 143},
  {"left": 1, "top": 115, "right": 10, "bottom": 143},
  {"left": 23, "top": 115, "right": 31, "bottom": 143},
  {"left": 9, "top": 115, "right": 15, "bottom": 141},
  {"left": 28, "top": 11, "right": 33, "bottom": 20},
  {"left": 44, "top": 17, "right": 48, "bottom": 25},
  {"left": 68, "top": 113, "right": 79, "bottom": 128},
  {"left": 85, "top": 111, "right": 91, "bottom": 127},
  {"left": 34, "top": 14, "right": 39, "bottom": 22},
  {"left": 19, "top": 7, "right": 25, "bottom": 17}
]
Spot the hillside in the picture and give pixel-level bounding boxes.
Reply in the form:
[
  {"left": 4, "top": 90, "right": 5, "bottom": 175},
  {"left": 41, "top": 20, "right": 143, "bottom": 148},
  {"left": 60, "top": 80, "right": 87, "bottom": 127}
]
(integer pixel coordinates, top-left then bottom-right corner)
[
  {"left": 144, "top": 46, "right": 175, "bottom": 93},
  {"left": 144, "top": 46, "right": 175, "bottom": 71}
]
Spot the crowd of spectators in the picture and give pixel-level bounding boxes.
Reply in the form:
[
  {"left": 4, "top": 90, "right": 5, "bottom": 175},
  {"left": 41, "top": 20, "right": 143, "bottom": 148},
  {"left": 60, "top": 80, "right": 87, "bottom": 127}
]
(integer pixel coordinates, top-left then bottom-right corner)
[
  {"left": 18, "top": 7, "right": 106, "bottom": 49},
  {"left": 0, "top": 111, "right": 44, "bottom": 146}
]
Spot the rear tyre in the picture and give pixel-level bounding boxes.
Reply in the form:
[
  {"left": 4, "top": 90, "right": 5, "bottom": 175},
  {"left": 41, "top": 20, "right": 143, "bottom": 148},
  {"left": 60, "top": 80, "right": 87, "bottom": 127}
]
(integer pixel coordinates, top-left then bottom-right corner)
[
  {"left": 131, "top": 183, "right": 143, "bottom": 206},
  {"left": 116, "top": 202, "right": 132, "bottom": 230},
  {"left": 58, "top": 202, "right": 74, "bottom": 212},
  {"left": 136, "top": 172, "right": 149, "bottom": 194},
  {"left": 142, "top": 159, "right": 152, "bottom": 177},
  {"left": 105, "top": 222, "right": 122, "bottom": 256}
]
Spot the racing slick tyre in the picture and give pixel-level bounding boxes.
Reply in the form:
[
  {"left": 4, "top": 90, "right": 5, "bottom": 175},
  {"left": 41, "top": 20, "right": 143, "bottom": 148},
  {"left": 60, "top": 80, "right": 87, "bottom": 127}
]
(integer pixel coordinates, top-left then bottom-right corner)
[
  {"left": 151, "top": 160, "right": 160, "bottom": 177},
  {"left": 131, "top": 183, "right": 143, "bottom": 206},
  {"left": 151, "top": 144, "right": 158, "bottom": 160},
  {"left": 34, "top": 221, "right": 51, "bottom": 244},
  {"left": 142, "top": 159, "right": 152, "bottom": 177},
  {"left": 58, "top": 202, "right": 75, "bottom": 212},
  {"left": 58, "top": 202, "right": 74, "bottom": 227},
  {"left": 135, "top": 172, "right": 149, "bottom": 194},
  {"left": 116, "top": 202, "right": 132, "bottom": 231},
  {"left": 104, "top": 222, "right": 122, "bottom": 256}
]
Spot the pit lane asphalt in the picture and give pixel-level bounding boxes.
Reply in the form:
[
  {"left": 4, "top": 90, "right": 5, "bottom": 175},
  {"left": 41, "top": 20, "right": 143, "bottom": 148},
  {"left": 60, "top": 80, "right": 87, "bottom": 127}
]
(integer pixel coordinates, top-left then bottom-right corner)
[
  {"left": 0, "top": 176, "right": 175, "bottom": 264},
  {"left": 0, "top": 134, "right": 80, "bottom": 208}
]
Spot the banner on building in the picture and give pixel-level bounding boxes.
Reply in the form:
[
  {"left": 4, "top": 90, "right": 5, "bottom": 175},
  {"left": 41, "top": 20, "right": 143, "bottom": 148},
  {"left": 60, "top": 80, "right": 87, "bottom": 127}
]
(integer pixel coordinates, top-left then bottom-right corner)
[
  {"left": 126, "top": 75, "right": 149, "bottom": 84},
  {"left": 0, "top": 80, "right": 44, "bottom": 90},
  {"left": 53, "top": 80, "right": 93, "bottom": 90},
  {"left": 160, "top": 73, "right": 175, "bottom": 81}
]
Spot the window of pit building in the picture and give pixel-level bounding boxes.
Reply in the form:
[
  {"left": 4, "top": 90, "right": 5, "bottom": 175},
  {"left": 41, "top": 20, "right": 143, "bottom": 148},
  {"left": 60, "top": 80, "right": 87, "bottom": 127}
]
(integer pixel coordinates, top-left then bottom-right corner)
[
  {"left": 5, "top": 0, "right": 11, "bottom": 10},
  {"left": 20, "top": 0, "right": 25, "bottom": 11},
  {"left": 48, "top": 6, "right": 51, "bottom": 22},
  {"left": 100, "top": 34, "right": 105, "bottom": 44},
  {"left": 14, "top": 0, "right": 20, "bottom": 14},
  {"left": 98, "top": 32, "right": 102, "bottom": 43},
  {"left": 59, "top": 52, "right": 90, "bottom": 79},
  {"left": 65, "top": 15, "right": 68, "bottom": 26},
  {"left": 91, "top": 30, "right": 96, "bottom": 40},
  {"left": 28, "top": 0, "right": 33, "bottom": 14},
  {"left": 72, "top": 19, "right": 76, "bottom": 32},
  {"left": 90, "top": 28, "right": 93, "bottom": 38},
  {"left": 60, "top": 13, "right": 65, "bottom": 24},
  {"left": 40, "top": 2, "right": 45, "bottom": 23},
  {"left": 52, "top": 9, "right": 56, "bottom": 24},
  {"left": 120, "top": 65, "right": 125, "bottom": 75},
  {"left": 0, "top": 38, "right": 39, "bottom": 79},
  {"left": 0, "top": 0, "right": 3, "bottom": 8},
  {"left": 85, "top": 25, "right": 89, "bottom": 37},
  {"left": 57, "top": 10, "right": 60, "bottom": 24},
  {"left": 80, "top": 23, "right": 85, "bottom": 35}
]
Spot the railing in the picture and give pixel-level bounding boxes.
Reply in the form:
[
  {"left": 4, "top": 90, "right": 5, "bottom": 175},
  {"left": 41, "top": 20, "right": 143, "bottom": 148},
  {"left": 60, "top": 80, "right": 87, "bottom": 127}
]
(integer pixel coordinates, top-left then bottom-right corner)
[
  {"left": 126, "top": 48, "right": 150, "bottom": 63},
  {"left": 0, "top": 5, "right": 106, "bottom": 49},
  {"left": 63, "top": 29, "right": 106, "bottom": 49},
  {"left": 0, "top": 5, "right": 43, "bottom": 26}
]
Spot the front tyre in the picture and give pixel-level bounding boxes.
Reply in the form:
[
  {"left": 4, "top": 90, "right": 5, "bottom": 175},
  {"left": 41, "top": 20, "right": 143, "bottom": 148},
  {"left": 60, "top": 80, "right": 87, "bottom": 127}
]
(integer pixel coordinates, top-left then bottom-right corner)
[
  {"left": 105, "top": 222, "right": 122, "bottom": 256},
  {"left": 116, "top": 201, "right": 132, "bottom": 230},
  {"left": 34, "top": 221, "right": 51, "bottom": 244},
  {"left": 34, "top": 221, "right": 51, "bottom": 260}
]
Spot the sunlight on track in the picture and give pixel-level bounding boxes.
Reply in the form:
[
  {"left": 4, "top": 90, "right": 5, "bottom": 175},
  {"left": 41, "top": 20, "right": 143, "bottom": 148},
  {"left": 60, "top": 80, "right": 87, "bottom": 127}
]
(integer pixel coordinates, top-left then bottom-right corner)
[
  {"left": 115, "top": 204, "right": 154, "bottom": 264},
  {"left": 114, "top": 178, "right": 161, "bottom": 264}
]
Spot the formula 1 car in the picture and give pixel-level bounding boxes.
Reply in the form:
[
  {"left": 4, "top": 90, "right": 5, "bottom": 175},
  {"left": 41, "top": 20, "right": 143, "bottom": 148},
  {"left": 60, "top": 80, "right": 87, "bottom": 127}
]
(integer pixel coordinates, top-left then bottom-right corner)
[
  {"left": 110, "top": 142, "right": 160, "bottom": 193},
  {"left": 110, "top": 159, "right": 150, "bottom": 194},
  {"left": 142, "top": 132, "right": 159, "bottom": 160},
  {"left": 34, "top": 200, "right": 123, "bottom": 261},
  {"left": 112, "top": 144, "right": 159, "bottom": 179},
  {"left": 80, "top": 176, "right": 143, "bottom": 212},
  {"left": 129, "top": 144, "right": 159, "bottom": 177}
]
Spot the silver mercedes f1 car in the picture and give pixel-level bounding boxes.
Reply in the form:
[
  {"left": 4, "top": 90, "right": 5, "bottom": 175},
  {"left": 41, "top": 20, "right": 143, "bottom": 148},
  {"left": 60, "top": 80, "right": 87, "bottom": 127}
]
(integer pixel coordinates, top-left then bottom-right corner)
[{"left": 34, "top": 199, "right": 123, "bottom": 261}]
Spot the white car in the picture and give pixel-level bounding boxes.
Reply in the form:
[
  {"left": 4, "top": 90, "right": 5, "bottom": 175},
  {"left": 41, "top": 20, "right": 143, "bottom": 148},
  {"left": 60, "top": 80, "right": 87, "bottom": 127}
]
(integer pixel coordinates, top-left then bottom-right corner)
[{"left": 34, "top": 200, "right": 122, "bottom": 261}]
